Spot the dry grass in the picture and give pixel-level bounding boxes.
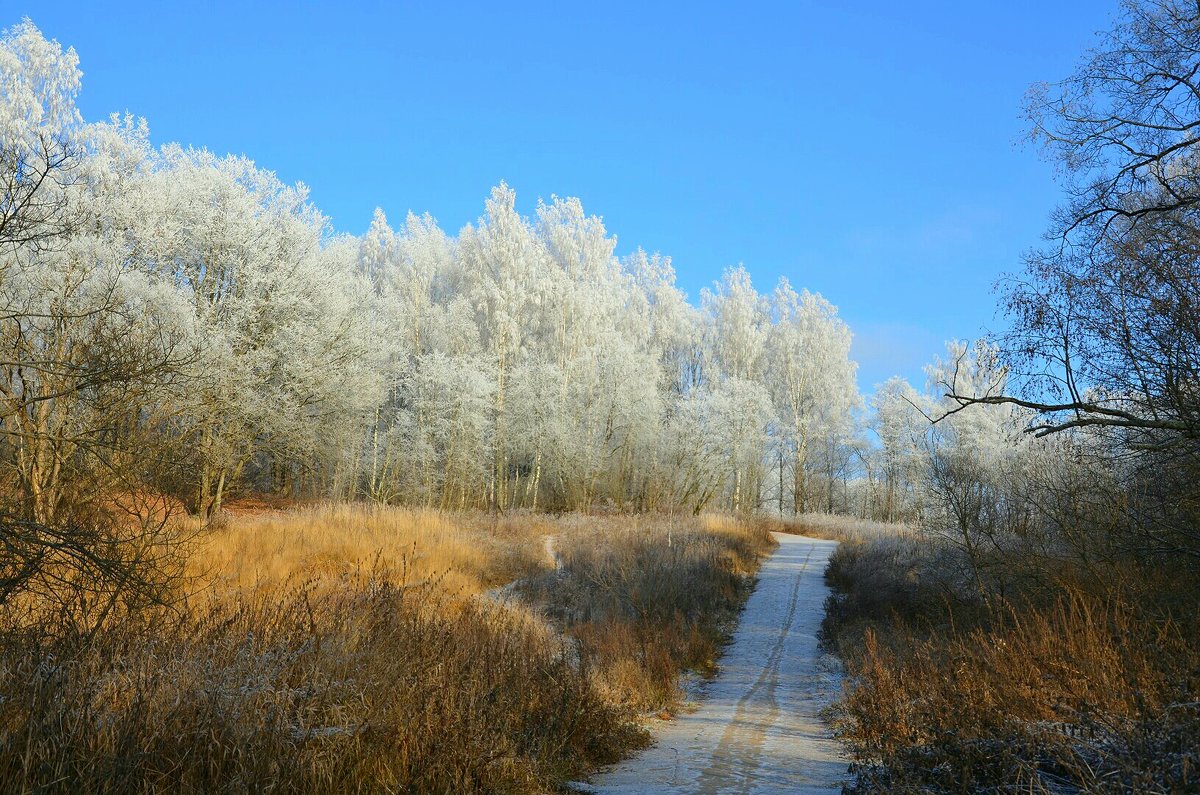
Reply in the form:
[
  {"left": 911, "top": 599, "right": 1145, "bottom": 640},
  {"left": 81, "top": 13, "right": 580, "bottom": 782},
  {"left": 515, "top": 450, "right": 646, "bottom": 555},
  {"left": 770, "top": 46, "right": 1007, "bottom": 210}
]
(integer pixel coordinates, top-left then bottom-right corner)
[
  {"left": 0, "top": 569, "right": 639, "bottom": 794},
  {"left": 517, "top": 513, "right": 776, "bottom": 712},
  {"left": 0, "top": 504, "right": 775, "bottom": 793},
  {"left": 189, "top": 503, "right": 552, "bottom": 599},
  {"left": 821, "top": 523, "right": 1200, "bottom": 794},
  {"left": 773, "top": 512, "right": 915, "bottom": 543}
]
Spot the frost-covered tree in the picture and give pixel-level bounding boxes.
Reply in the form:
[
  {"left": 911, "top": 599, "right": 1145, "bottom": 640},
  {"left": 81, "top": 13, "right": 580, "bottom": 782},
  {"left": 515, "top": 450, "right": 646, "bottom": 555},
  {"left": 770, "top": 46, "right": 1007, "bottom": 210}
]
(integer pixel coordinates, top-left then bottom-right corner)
[
  {"left": 866, "top": 376, "right": 927, "bottom": 522},
  {"left": 0, "top": 19, "right": 82, "bottom": 251},
  {"left": 707, "top": 378, "right": 777, "bottom": 512},
  {"left": 0, "top": 20, "right": 874, "bottom": 522},
  {"left": 0, "top": 217, "right": 192, "bottom": 525},
  {"left": 623, "top": 249, "right": 701, "bottom": 396},
  {"left": 702, "top": 266, "right": 767, "bottom": 383},
  {"left": 119, "top": 146, "right": 376, "bottom": 518},
  {"left": 765, "top": 280, "right": 860, "bottom": 513},
  {"left": 456, "top": 183, "right": 550, "bottom": 508},
  {"left": 0, "top": 24, "right": 195, "bottom": 613},
  {"left": 0, "top": 31, "right": 192, "bottom": 527}
]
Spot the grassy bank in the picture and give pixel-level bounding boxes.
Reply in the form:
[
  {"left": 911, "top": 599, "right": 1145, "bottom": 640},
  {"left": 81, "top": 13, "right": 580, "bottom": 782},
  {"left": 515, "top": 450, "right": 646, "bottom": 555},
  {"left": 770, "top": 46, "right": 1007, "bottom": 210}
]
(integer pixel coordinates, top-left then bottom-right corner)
[
  {"left": 811, "top": 516, "right": 1200, "bottom": 794},
  {"left": 518, "top": 514, "right": 773, "bottom": 712},
  {"left": 0, "top": 505, "right": 774, "bottom": 794}
]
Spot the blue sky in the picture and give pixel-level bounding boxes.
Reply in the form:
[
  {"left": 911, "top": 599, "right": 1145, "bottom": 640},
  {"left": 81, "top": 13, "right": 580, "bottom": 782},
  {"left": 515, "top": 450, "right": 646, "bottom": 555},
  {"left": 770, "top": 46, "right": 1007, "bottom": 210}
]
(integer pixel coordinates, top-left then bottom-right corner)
[{"left": 17, "top": 1, "right": 1118, "bottom": 393}]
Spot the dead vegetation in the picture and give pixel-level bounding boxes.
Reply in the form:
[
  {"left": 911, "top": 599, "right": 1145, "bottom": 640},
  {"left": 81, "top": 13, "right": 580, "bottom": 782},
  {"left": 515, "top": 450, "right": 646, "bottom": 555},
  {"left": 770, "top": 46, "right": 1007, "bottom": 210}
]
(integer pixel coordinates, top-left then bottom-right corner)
[
  {"left": 188, "top": 503, "right": 551, "bottom": 599},
  {"left": 0, "top": 505, "right": 774, "bottom": 794},
  {"left": 816, "top": 518, "right": 1200, "bottom": 794},
  {"left": 517, "top": 514, "right": 775, "bottom": 711}
]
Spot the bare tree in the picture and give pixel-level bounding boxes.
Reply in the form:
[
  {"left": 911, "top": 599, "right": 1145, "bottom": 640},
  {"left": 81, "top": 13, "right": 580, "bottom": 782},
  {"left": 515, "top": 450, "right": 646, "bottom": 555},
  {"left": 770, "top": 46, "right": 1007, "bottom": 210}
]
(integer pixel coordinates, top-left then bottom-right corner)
[
  {"left": 935, "top": 2, "right": 1200, "bottom": 561},
  {"left": 0, "top": 133, "right": 80, "bottom": 253},
  {"left": 962, "top": 1, "right": 1200, "bottom": 441}
]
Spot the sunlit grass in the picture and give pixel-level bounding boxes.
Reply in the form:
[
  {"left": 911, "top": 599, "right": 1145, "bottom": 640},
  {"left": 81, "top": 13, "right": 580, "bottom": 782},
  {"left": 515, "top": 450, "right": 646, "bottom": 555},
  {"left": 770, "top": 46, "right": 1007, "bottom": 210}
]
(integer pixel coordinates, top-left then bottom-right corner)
[
  {"left": 187, "top": 503, "right": 553, "bottom": 600},
  {"left": 0, "top": 504, "right": 776, "bottom": 793}
]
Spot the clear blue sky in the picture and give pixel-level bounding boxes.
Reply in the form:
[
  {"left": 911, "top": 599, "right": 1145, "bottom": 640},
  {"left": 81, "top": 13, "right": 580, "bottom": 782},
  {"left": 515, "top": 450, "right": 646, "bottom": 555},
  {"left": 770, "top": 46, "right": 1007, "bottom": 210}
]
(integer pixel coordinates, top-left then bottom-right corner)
[{"left": 17, "top": 1, "right": 1118, "bottom": 393}]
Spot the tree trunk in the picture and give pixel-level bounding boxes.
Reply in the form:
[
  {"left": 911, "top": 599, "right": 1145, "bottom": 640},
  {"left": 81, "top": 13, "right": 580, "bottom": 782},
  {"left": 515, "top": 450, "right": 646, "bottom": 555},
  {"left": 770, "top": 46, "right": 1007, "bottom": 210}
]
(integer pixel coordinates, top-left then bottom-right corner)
[{"left": 777, "top": 451, "right": 784, "bottom": 515}]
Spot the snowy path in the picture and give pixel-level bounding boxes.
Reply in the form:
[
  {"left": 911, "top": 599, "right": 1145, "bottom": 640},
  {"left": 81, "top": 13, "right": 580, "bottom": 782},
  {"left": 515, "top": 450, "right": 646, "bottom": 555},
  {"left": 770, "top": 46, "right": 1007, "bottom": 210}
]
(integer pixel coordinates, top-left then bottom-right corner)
[{"left": 585, "top": 533, "right": 848, "bottom": 794}]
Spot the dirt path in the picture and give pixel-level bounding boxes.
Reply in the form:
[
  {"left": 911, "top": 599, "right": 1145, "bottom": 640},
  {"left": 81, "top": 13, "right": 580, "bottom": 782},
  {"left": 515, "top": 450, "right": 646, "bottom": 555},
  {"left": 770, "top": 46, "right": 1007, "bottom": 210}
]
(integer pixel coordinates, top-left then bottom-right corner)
[{"left": 583, "top": 533, "right": 847, "bottom": 794}]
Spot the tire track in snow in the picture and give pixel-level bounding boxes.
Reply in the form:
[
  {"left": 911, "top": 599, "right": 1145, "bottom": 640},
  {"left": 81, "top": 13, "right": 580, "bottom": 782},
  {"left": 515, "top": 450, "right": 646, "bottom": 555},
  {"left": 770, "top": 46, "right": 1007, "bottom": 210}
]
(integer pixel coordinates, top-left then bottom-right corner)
[{"left": 692, "top": 543, "right": 813, "bottom": 794}]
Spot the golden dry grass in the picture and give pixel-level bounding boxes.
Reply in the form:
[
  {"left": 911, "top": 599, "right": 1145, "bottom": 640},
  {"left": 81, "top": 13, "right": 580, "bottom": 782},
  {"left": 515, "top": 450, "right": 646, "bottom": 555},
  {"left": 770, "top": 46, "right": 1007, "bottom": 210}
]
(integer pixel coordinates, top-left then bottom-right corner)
[
  {"left": 0, "top": 504, "right": 776, "bottom": 794},
  {"left": 187, "top": 506, "right": 776, "bottom": 725},
  {"left": 0, "top": 570, "right": 639, "bottom": 794},
  {"left": 188, "top": 503, "right": 553, "bottom": 599}
]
